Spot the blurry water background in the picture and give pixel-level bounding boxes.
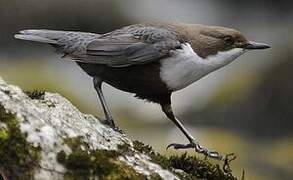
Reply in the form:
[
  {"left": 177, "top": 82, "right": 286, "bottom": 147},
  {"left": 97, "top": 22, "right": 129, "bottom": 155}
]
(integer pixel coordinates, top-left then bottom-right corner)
[{"left": 1, "top": 0, "right": 293, "bottom": 179}]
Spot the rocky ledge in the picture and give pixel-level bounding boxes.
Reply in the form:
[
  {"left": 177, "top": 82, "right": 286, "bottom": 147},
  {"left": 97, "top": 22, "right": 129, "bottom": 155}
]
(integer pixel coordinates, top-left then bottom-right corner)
[{"left": 0, "top": 77, "right": 237, "bottom": 180}]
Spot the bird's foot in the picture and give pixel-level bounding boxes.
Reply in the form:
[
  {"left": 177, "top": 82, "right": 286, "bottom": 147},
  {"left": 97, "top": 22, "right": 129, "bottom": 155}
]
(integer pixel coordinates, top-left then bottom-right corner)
[
  {"left": 100, "top": 118, "right": 116, "bottom": 128},
  {"left": 167, "top": 140, "right": 236, "bottom": 163},
  {"left": 100, "top": 118, "right": 124, "bottom": 134}
]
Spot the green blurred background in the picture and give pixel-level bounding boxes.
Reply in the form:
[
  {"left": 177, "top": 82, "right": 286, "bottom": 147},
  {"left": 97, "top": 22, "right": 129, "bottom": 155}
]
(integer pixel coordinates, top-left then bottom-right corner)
[{"left": 1, "top": 0, "right": 293, "bottom": 179}]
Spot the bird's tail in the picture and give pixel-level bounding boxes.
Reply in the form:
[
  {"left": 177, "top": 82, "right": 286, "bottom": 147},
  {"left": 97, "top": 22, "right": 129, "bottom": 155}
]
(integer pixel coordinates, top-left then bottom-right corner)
[
  {"left": 14, "top": 29, "right": 68, "bottom": 44},
  {"left": 14, "top": 29, "right": 100, "bottom": 55}
]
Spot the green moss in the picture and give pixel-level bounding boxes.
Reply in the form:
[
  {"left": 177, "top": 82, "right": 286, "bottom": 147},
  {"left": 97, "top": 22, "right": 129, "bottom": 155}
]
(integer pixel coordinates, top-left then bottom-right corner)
[
  {"left": 57, "top": 137, "right": 238, "bottom": 179},
  {"left": 133, "top": 141, "right": 237, "bottom": 180},
  {"left": 0, "top": 129, "right": 9, "bottom": 140},
  {"left": 0, "top": 105, "right": 41, "bottom": 180},
  {"left": 24, "top": 90, "right": 45, "bottom": 100},
  {"left": 57, "top": 137, "right": 146, "bottom": 180},
  {"left": 57, "top": 137, "right": 237, "bottom": 179},
  {"left": 133, "top": 141, "right": 171, "bottom": 170},
  {"left": 148, "top": 173, "right": 163, "bottom": 180}
]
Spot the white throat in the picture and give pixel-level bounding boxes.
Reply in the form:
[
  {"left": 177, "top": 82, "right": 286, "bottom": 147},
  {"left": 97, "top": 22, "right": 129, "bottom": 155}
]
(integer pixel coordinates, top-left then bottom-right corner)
[{"left": 160, "top": 43, "right": 247, "bottom": 91}]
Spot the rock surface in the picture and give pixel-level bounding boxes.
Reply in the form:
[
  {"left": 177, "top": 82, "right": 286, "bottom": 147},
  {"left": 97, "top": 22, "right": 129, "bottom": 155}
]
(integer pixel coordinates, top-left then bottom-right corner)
[
  {"left": 0, "top": 77, "right": 237, "bottom": 180},
  {"left": 0, "top": 77, "right": 179, "bottom": 180}
]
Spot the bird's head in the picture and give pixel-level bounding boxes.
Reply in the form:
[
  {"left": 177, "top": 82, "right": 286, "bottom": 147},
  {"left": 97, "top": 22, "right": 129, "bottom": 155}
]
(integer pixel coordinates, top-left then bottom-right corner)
[{"left": 184, "top": 24, "right": 270, "bottom": 64}]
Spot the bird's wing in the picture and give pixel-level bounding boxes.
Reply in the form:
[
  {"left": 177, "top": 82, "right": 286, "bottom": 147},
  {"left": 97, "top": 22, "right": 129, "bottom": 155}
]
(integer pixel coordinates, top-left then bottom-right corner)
[{"left": 73, "top": 25, "right": 183, "bottom": 67}]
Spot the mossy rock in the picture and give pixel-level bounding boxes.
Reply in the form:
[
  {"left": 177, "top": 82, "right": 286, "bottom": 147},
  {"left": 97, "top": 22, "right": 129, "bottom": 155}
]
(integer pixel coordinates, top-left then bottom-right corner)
[
  {"left": 133, "top": 141, "right": 237, "bottom": 180},
  {"left": 0, "top": 105, "right": 41, "bottom": 179},
  {"left": 54, "top": 137, "right": 237, "bottom": 180},
  {"left": 24, "top": 90, "right": 45, "bottom": 100},
  {"left": 0, "top": 83, "right": 239, "bottom": 180},
  {"left": 56, "top": 137, "right": 146, "bottom": 180}
]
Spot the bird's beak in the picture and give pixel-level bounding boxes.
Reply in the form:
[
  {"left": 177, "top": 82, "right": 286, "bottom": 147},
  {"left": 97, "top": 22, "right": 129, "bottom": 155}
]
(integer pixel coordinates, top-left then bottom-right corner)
[{"left": 244, "top": 41, "right": 271, "bottom": 50}]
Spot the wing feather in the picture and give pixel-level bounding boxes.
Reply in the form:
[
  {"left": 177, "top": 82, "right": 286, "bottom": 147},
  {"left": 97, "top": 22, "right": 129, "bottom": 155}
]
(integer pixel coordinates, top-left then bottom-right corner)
[{"left": 74, "top": 25, "right": 182, "bottom": 67}]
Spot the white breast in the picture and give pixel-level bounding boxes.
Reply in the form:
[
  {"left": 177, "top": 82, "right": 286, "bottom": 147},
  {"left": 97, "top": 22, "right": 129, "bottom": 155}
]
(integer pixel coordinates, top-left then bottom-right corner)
[{"left": 159, "top": 43, "right": 246, "bottom": 91}]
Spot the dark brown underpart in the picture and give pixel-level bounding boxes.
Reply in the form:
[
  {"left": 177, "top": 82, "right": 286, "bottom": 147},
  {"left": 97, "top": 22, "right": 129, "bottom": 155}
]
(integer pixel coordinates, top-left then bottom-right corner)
[{"left": 76, "top": 61, "right": 172, "bottom": 104}]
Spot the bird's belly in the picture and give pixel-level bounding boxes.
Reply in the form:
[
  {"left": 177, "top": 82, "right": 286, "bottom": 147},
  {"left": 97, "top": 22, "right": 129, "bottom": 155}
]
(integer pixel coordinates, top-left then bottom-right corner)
[{"left": 76, "top": 62, "right": 170, "bottom": 95}]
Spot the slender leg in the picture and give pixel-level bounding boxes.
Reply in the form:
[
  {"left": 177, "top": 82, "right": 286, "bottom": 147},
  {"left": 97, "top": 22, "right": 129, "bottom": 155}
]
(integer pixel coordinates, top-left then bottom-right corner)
[
  {"left": 161, "top": 103, "right": 226, "bottom": 160},
  {"left": 93, "top": 77, "right": 116, "bottom": 128}
]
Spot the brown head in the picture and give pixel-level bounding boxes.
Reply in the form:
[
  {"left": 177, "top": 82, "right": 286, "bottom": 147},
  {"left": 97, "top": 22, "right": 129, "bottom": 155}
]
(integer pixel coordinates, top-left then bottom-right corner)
[{"left": 167, "top": 23, "right": 270, "bottom": 58}]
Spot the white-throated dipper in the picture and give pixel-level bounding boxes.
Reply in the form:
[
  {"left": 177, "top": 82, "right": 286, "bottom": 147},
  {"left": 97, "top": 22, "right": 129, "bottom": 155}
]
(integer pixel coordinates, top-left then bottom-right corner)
[{"left": 15, "top": 22, "right": 270, "bottom": 160}]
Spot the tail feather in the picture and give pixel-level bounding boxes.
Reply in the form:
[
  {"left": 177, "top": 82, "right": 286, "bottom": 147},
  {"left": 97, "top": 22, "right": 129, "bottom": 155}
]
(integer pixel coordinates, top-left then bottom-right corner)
[
  {"left": 14, "top": 34, "right": 58, "bottom": 44},
  {"left": 14, "top": 29, "right": 100, "bottom": 56},
  {"left": 14, "top": 29, "right": 71, "bottom": 44}
]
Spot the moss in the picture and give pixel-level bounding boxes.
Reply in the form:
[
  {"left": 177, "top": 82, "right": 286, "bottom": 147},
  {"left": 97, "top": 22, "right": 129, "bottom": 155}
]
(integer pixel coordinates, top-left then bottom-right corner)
[
  {"left": 24, "top": 90, "right": 57, "bottom": 108},
  {"left": 24, "top": 90, "right": 45, "bottom": 100},
  {"left": 133, "top": 141, "right": 237, "bottom": 180},
  {"left": 57, "top": 137, "right": 237, "bottom": 179},
  {"left": 0, "top": 105, "right": 41, "bottom": 180},
  {"left": 148, "top": 173, "right": 163, "bottom": 180},
  {"left": 0, "top": 129, "right": 9, "bottom": 140},
  {"left": 117, "top": 143, "right": 131, "bottom": 153},
  {"left": 57, "top": 137, "right": 146, "bottom": 180}
]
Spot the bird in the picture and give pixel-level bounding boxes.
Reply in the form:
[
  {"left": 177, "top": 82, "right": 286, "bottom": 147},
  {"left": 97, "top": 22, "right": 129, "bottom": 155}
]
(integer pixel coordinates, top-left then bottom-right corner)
[{"left": 14, "top": 22, "right": 270, "bottom": 160}]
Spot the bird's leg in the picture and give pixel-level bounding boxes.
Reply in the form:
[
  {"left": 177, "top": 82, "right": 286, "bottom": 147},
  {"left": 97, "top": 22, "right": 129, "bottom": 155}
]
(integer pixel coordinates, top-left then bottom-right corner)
[
  {"left": 161, "top": 103, "right": 230, "bottom": 161},
  {"left": 93, "top": 77, "right": 116, "bottom": 128}
]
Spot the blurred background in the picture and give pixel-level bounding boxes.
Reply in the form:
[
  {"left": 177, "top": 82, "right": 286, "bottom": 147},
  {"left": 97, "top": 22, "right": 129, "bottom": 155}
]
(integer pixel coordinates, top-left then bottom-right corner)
[{"left": 1, "top": 0, "right": 293, "bottom": 179}]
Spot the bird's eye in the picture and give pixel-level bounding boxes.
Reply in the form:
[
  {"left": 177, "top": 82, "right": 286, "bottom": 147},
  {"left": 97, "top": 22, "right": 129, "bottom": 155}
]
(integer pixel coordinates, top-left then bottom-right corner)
[{"left": 224, "top": 36, "right": 235, "bottom": 46}]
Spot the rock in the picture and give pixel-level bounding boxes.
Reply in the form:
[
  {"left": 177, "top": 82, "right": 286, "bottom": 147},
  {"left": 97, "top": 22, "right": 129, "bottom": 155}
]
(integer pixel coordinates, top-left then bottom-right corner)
[{"left": 0, "top": 77, "right": 237, "bottom": 180}]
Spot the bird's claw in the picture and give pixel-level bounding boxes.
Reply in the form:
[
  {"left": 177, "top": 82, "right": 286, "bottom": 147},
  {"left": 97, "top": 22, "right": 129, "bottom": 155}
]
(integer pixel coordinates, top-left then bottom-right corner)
[
  {"left": 167, "top": 141, "right": 237, "bottom": 172},
  {"left": 166, "top": 143, "right": 194, "bottom": 150},
  {"left": 167, "top": 141, "right": 237, "bottom": 173},
  {"left": 100, "top": 118, "right": 116, "bottom": 128},
  {"left": 166, "top": 141, "right": 224, "bottom": 160},
  {"left": 100, "top": 118, "right": 124, "bottom": 133}
]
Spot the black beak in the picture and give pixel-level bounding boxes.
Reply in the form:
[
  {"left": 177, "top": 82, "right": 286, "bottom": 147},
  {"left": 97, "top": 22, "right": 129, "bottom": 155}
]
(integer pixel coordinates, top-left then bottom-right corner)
[{"left": 244, "top": 41, "right": 271, "bottom": 50}]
